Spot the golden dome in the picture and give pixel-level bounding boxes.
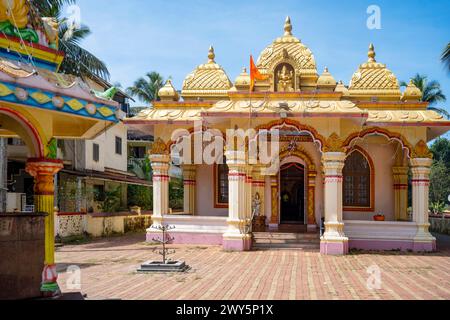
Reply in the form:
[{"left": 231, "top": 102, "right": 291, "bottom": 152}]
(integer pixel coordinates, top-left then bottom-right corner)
[
  {"left": 401, "top": 79, "right": 422, "bottom": 102},
  {"left": 335, "top": 80, "right": 349, "bottom": 96},
  {"left": 256, "top": 17, "right": 317, "bottom": 77},
  {"left": 317, "top": 67, "right": 336, "bottom": 89},
  {"left": 158, "top": 79, "right": 179, "bottom": 101},
  {"left": 181, "top": 46, "right": 232, "bottom": 100},
  {"left": 348, "top": 44, "right": 401, "bottom": 99},
  {"left": 234, "top": 67, "right": 251, "bottom": 90}
]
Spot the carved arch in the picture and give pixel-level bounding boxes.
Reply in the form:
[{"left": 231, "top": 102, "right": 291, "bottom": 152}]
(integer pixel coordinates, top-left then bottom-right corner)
[{"left": 343, "top": 127, "right": 413, "bottom": 158}]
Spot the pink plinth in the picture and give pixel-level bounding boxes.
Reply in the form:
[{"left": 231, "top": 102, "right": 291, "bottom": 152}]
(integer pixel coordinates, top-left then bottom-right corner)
[
  {"left": 146, "top": 232, "right": 223, "bottom": 246},
  {"left": 222, "top": 237, "right": 252, "bottom": 251},
  {"left": 349, "top": 239, "right": 436, "bottom": 252},
  {"left": 320, "top": 241, "right": 349, "bottom": 255}
]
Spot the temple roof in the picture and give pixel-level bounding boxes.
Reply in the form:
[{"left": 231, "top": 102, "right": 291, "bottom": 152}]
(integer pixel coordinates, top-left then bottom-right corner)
[
  {"left": 0, "top": 57, "right": 119, "bottom": 122},
  {"left": 317, "top": 67, "right": 337, "bottom": 88},
  {"left": 181, "top": 46, "right": 232, "bottom": 100},
  {"left": 256, "top": 17, "right": 317, "bottom": 76},
  {"left": 348, "top": 44, "right": 401, "bottom": 99}
]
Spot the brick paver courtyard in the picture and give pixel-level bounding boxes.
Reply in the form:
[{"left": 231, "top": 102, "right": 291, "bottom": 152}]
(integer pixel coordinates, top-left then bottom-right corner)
[{"left": 56, "top": 234, "right": 450, "bottom": 300}]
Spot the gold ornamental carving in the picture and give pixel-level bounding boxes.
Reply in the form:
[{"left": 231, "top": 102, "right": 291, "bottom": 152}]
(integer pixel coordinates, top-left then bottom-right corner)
[
  {"left": 150, "top": 138, "right": 169, "bottom": 155},
  {"left": 412, "top": 140, "right": 433, "bottom": 159},
  {"left": 323, "top": 133, "right": 345, "bottom": 153}
]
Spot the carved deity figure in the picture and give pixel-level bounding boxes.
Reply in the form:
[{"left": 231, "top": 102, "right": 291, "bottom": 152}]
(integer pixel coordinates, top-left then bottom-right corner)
[
  {"left": 252, "top": 192, "right": 262, "bottom": 217},
  {"left": 276, "top": 65, "right": 294, "bottom": 92}
]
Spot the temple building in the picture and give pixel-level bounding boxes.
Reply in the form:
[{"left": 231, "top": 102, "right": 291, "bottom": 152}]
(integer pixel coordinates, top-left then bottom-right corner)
[{"left": 125, "top": 17, "right": 450, "bottom": 255}]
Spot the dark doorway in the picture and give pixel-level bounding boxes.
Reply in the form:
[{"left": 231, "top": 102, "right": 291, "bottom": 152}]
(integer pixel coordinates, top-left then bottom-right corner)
[{"left": 280, "top": 163, "right": 305, "bottom": 224}]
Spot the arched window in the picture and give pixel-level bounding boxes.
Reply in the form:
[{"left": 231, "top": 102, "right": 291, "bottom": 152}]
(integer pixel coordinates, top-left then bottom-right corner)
[{"left": 343, "top": 150, "right": 373, "bottom": 210}]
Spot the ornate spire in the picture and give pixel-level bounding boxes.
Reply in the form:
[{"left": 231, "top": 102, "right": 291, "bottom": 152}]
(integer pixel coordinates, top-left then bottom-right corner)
[
  {"left": 284, "top": 16, "right": 292, "bottom": 36},
  {"left": 208, "top": 45, "right": 215, "bottom": 63},
  {"left": 368, "top": 43, "right": 376, "bottom": 62}
]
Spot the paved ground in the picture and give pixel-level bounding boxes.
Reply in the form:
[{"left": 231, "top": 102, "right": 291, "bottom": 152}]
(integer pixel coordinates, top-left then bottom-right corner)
[{"left": 56, "top": 233, "right": 450, "bottom": 300}]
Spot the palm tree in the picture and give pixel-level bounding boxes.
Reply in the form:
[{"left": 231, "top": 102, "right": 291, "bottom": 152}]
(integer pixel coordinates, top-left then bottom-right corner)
[
  {"left": 442, "top": 43, "right": 450, "bottom": 72},
  {"left": 30, "top": 0, "right": 110, "bottom": 80},
  {"left": 127, "top": 72, "right": 165, "bottom": 104},
  {"left": 400, "top": 74, "right": 449, "bottom": 118}
]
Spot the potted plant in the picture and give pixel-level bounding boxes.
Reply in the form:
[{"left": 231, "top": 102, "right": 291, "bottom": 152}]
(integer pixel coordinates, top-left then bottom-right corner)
[{"left": 373, "top": 214, "right": 385, "bottom": 221}]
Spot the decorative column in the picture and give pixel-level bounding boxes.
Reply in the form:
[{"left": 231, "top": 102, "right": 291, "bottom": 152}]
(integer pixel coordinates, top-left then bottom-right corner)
[
  {"left": 320, "top": 134, "right": 348, "bottom": 255},
  {"left": 269, "top": 175, "right": 279, "bottom": 228},
  {"left": 392, "top": 167, "right": 409, "bottom": 221},
  {"left": 223, "top": 150, "right": 252, "bottom": 251},
  {"left": 307, "top": 171, "right": 317, "bottom": 231},
  {"left": 182, "top": 165, "right": 196, "bottom": 215},
  {"left": 410, "top": 141, "right": 435, "bottom": 251},
  {"left": 149, "top": 138, "right": 170, "bottom": 226},
  {"left": 25, "top": 158, "right": 63, "bottom": 297}
]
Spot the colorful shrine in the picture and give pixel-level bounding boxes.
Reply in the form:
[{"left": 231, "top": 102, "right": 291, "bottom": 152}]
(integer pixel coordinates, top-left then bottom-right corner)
[
  {"left": 125, "top": 17, "right": 450, "bottom": 254},
  {"left": 0, "top": 0, "right": 119, "bottom": 297}
]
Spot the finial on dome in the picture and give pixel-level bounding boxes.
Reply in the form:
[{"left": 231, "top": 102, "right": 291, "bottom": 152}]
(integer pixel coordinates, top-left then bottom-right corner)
[
  {"left": 284, "top": 16, "right": 292, "bottom": 36},
  {"left": 208, "top": 46, "right": 215, "bottom": 63},
  {"left": 368, "top": 43, "right": 376, "bottom": 62},
  {"left": 324, "top": 67, "right": 329, "bottom": 73},
  {"left": 242, "top": 67, "right": 247, "bottom": 73}
]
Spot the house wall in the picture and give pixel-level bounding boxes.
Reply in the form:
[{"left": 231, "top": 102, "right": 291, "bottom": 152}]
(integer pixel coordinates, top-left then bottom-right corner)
[
  {"left": 343, "top": 140, "right": 396, "bottom": 221},
  {"left": 84, "top": 122, "right": 128, "bottom": 172},
  {"left": 195, "top": 164, "right": 228, "bottom": 217}
]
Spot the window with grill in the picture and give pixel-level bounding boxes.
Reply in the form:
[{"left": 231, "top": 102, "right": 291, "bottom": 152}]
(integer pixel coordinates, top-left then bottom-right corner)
[
  {"left": 216, "top": 162, "right": 229, "bottom": 206},
  {"left": 93, "top": 143, "right": 100, "bottom": 162},
  {"left": 343, "top": 151, "right": 371, "bottom": 208},
  {"left": 115, "top": 137, "right": 122, "bottom": 155}
]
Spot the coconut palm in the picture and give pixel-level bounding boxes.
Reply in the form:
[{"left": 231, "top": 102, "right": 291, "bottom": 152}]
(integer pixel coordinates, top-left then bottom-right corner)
[
  {"left": 30, "top": 0, "right": 110, "bottom": 80},
  {"left": 127, "top": 72, "right": 165, "bottom": 104},
  {"left": 400, "top": 74, "right": 449, "bottom": 118},
  {"left": 442, "top": 43, "right": 450, "bottom": 72}
]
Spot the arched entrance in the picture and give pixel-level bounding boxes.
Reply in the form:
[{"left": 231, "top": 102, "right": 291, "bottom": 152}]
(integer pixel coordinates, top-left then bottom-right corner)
[{"left": 280, "top": 162, "right": 306, "bottom": 224}]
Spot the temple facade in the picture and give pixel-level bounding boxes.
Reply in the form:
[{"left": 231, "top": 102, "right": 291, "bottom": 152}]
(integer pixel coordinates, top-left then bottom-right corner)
[{"left": 125, "top": 17, "right": 450, "bottom": 255}]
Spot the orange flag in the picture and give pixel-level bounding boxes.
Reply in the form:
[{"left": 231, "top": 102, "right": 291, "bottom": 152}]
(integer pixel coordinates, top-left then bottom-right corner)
[{"left": 250, "top": 55, "right": 269, "bottom": 91}]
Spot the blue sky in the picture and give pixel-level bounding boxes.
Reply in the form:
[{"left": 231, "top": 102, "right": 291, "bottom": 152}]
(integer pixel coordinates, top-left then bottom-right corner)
[{"left": 73, "top": 0, "right": 449, "bottom": 110}]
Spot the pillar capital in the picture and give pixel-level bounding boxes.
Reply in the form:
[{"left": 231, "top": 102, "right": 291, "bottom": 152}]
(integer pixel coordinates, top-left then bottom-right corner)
[
  {"left": 410, "top": 157, "right": 433, "bottom": 169},
  {"left": 25, "top": 158, "right": 63, "bottom": 195},
  {"left": 322, "top": 152, "right": 346, "bottom": 165}
]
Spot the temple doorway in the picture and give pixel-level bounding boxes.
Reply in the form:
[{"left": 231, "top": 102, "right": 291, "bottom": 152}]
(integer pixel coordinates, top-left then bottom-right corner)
[{"left": 280, "top": 163, "right": 306, "bottom": 224}]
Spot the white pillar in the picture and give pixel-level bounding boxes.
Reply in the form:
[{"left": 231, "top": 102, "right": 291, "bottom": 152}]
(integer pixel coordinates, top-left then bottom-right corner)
[
  {"left": 222, "top": 150, "right": 251, "bottom": 251},
  {"left": 150, "top": 154, "right": 170, "bottom": 226},
  {"left": 410, "top": 158, "right": 436, "bottom": 251},
  {"left": 320, "top": 152, "right": 348, "bottom": 255},
  {"left": 182, "top": 165, "right": 196, "bottom": 215}
]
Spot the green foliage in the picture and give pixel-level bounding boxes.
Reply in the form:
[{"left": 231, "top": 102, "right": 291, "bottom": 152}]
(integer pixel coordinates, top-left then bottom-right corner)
[
  {"left": 430, "top": 138, "right": 450, "bottom": 164},
  {"left": 127, "top": 185, "right": 152, "bottom": 210},
  {"left": 400, "top": 74, "right": 448, "bottom": 118},
  {"left": 129, "top": 158, "right": 152, "bottom": 181},
  {"left": 127, "top": 72, "right": 165, "bottom": 104},
  {"left": 442, "top": 43, "right": 450, "bottom": 73},
  {"left": 97, "top": 186, "right": 122, "bottom": 213},
  {"left": 31, "top": 0, "right": 110, "bottom": 80},
  {"left": 430, "top": 201, "right": 447, "bottom": 215},
  {"left": 169, "top": 177, "right": 184, "bottom": 211},
  {"left": 429, "top": 138, "right": 450, "bottom": 206}
]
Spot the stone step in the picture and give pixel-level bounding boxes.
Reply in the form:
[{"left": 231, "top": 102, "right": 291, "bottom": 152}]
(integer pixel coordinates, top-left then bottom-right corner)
[
  {"left": 253, "top": 233, "right": 320, "bottom": 241},
  {"left": 253, "top": 243, "right": 320, "bottom": 251},
  {"left": 253, "top": 238, "right": 319, "bottom": 245}
]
